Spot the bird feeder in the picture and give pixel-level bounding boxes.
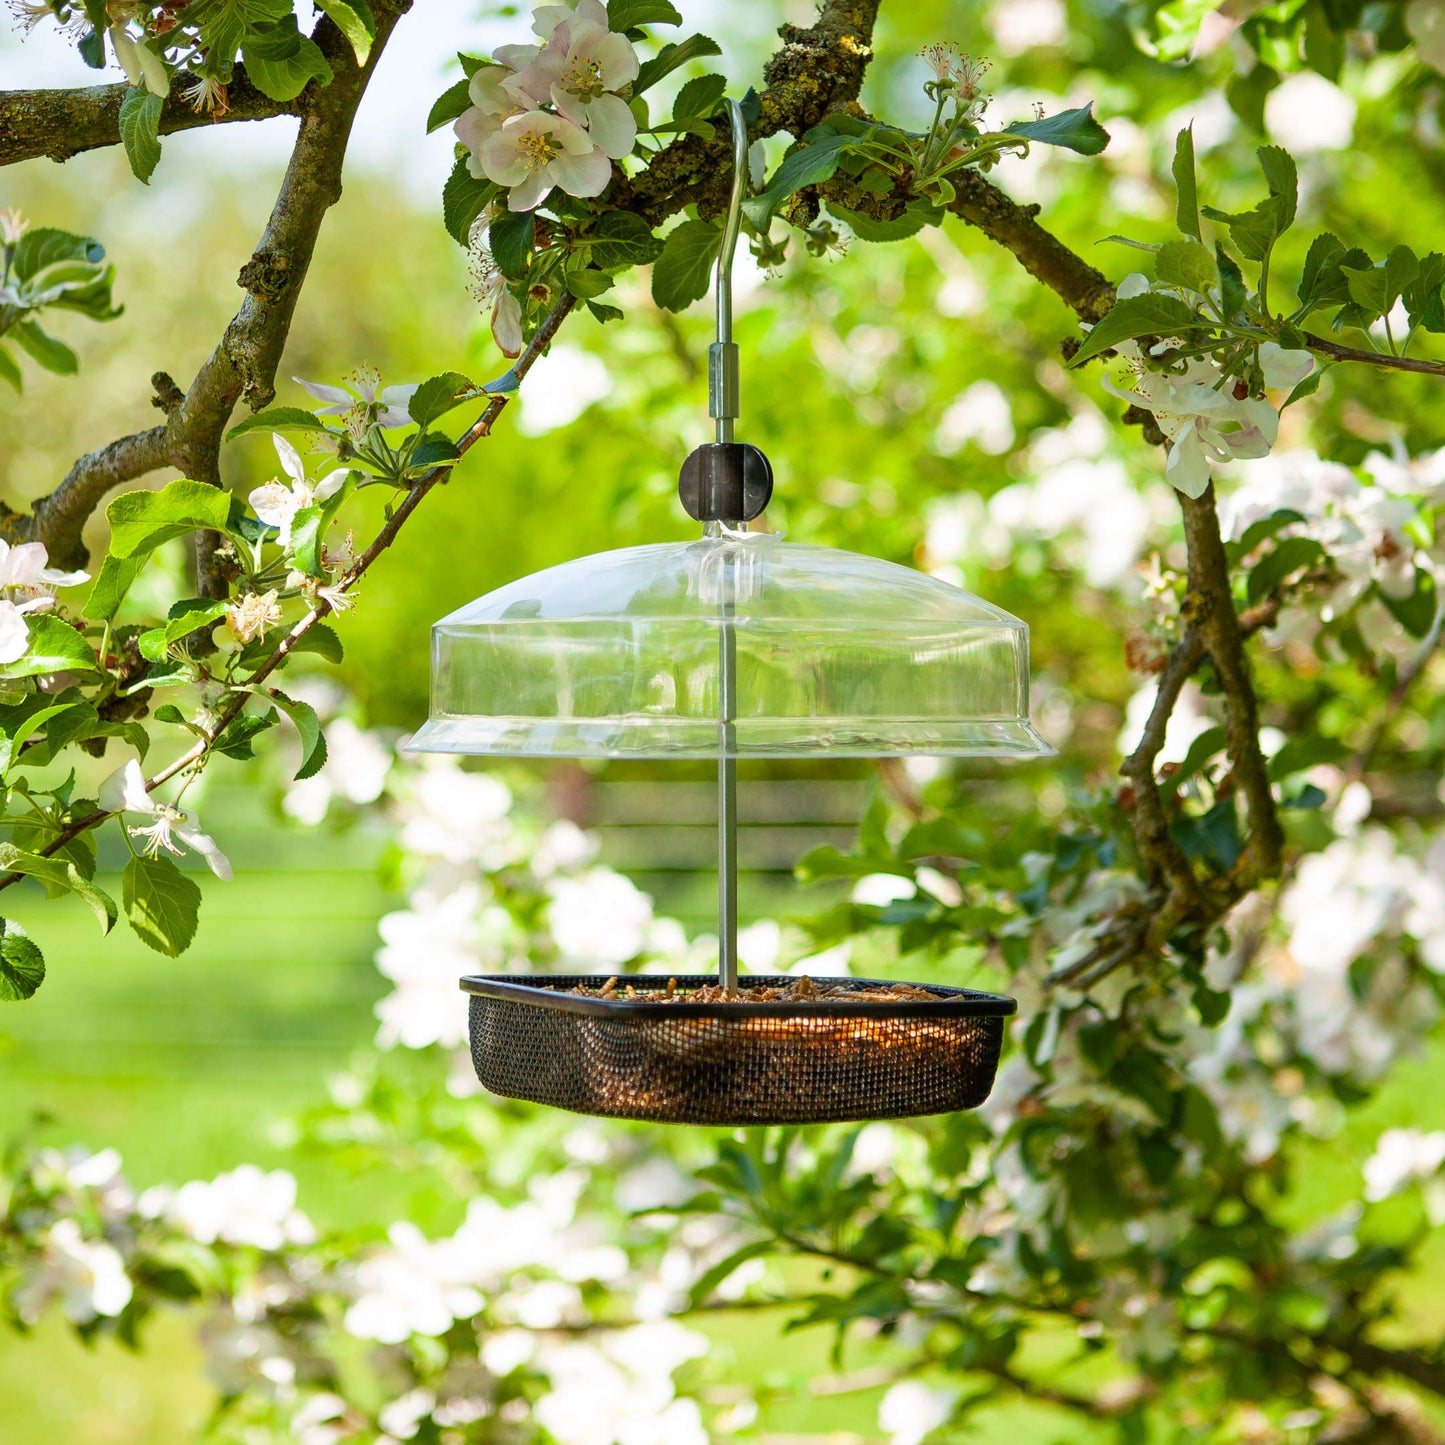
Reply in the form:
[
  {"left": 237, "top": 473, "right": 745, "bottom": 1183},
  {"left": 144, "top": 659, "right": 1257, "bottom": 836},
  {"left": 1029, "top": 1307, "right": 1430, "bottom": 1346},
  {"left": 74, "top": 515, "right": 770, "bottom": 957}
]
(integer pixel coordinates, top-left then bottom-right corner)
[{"left": 406, "top": 100, "right": 1050, "bottom": 1126}]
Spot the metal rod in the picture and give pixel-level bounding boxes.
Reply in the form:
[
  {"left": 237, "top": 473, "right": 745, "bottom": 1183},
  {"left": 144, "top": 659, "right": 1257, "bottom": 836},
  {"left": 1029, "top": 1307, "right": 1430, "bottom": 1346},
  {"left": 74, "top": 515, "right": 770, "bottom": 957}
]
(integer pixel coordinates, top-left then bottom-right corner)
[
  {"left": 711, "top": 96, "right": 747, "bottom": 446},
  {"left": 712, "top": 97, "right": 747, "bottom": 989},
  {"left": 718, "top": 556, "right": 739, "bottom": 991}
]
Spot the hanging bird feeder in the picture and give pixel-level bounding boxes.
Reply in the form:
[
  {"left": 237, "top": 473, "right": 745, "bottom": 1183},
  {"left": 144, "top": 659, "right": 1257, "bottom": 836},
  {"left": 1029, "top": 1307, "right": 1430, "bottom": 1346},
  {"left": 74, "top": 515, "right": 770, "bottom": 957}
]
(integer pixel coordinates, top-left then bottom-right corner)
[{"left": 407, "top": 100, "right": 1051, "bottom": 1126}]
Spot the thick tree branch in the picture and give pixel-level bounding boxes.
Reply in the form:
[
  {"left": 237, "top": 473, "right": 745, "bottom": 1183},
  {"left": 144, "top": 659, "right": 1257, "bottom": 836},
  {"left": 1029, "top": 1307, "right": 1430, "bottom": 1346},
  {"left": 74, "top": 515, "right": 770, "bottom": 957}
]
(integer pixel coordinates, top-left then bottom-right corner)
[
  {"left": 23, "top": 5, "right": 409, "bottom": 576},
  {"left": 0, "top": 68, "right": 298, "bottom": 169}
]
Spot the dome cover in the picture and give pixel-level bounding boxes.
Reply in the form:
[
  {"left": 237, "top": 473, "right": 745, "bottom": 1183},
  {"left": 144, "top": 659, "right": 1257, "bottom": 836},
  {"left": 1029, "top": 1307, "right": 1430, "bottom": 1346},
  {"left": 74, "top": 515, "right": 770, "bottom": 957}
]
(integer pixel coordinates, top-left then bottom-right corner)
[{"left": 406, "top": 534, "right": 1052, "bottom": 760}]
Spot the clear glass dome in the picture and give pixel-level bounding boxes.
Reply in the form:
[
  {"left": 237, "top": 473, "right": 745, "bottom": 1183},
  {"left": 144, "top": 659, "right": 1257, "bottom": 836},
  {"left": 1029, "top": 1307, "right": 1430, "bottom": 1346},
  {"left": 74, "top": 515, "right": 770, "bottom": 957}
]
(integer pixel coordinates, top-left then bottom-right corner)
[{"left": 406, "top": 534, "right": 1053, "bottom": 759}]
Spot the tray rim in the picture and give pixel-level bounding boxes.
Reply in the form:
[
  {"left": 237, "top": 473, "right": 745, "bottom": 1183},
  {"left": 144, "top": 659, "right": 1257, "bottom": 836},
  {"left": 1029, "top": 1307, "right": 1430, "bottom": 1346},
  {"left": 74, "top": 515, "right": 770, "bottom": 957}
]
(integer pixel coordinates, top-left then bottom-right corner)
[{"left": 460, "top": 973, "right": 1017, "bottom": 1021}]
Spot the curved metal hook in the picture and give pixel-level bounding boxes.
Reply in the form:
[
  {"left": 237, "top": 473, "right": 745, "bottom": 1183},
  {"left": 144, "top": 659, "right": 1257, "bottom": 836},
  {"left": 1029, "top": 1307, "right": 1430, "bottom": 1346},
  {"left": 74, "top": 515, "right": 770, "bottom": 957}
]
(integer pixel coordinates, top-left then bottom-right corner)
[{"left": 710, "top": 97, "right": 748, "bottom": 444}]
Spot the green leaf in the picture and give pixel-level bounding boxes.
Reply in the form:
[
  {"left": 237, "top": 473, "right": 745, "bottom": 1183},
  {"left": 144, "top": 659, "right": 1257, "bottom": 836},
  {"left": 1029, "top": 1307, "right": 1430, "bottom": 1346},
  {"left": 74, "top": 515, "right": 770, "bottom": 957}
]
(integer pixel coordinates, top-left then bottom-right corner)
[
  {"left": 0, "top": 615, "right": 98, "bottom": 681},
  {"left": 1381, "top": 567, "right": 1438, "bottom": 639},
  {"left": 1342, "top": 244, "right": 1419, "bottom": 323},
  {"left": 1069, "top": 293, "right": 1205, "bottom": 366},
  {"left": 1256, "top": 145, "right": 1298, "bottom": 232},
  {"left": 0, "top": 919, "right": 44, "bottom": 1001},
  {"left": 608, "top": 0, "right": 682, "bottom": 28},
  {"left": 442, "top": 157, "right": 500, "bottom": 245},
  {"left": 1247, "top": 535, "right": 1324, "bottom": 604},
  {"left": 587, "top": 211, "right": 664, "bottom": 269},
  {"left": 1225, "top": 63, "right": 1279, "bottom": 132},
  {"left": 1226, "top": 507, "right": 1306, "bottom": 565},
  {"left": 106, "top": 479, "right": 240, "bottom": 559},
  {"left": 290, "top": 622, "right": 344, "bottom": 664},
  {"left": 0, "top": 345, "right": 20, "bottom": 393},
  {"left": 0, "top": 843, "right": 116, "bottom": 933},
  {"left": 632, "top": 33, "right": 721, "bottom": 95},
  {"left": 1216, "top": 243, "right": 1247, "bottom": 321},
  {"left": 744, "top": 131, "right": 857, "bottom": 229},
  {"left": 1160, "top": 726, "right": 1226, "bottom": 801},
  {"left": 1297, "top": 231, "right": 1348, "bottom": 310},
  {"left": 122, "top": 854, "right": 201, "bottom": 958},
  {"left": 15, "top": 701, "right": 101, "bottom": 768},
  {"left": 563, "top": 265, "right": 615, "bottom": 300},
  {"left": 1404, "top": 251, "right": 1445, "bottom": 334},
  {"left": 271, "top": 693, "right": 327, "bottom": 780},
  {"left": 489, "top": 210, "right": 535, "bottom": 281},
  {"left": 404, "top": 434, "right": 463, "bottom": 476},
  {"left": 10, "top": 227, "right": 105, "bottom": 281},
  {"left": 828, "top": 202, "right": 942, "bottom": 243},
  {"left": 1282, "top": 365, "right": 1325, "bottom": 410},
  {"left": 688, "top": 1238, "right": 773, "bottom": 1307},
  {"left": 1268, "top": 734, "right": 1348, "bottom": 781},
  {"left": 118, "top": 86, "right": 164, "bottom": 183},
  {"left": 408, "top": 371, "right": 474, "bottom": 428},
  {"left": 243, "top": 20, "right": 334, "bottom": 101},
  {"left": 1003, "top": 102, "right": 1110, "bottom": 156},
  {"left": 213, "top": 709, "right": 278, "bottom": 760},
  {"left": 1172, "top": 126, "right": 1199, "bottom": 240},
  {"left": 427, "top": 77, "right": 471, "bottom": 134},
  {"left": 314, "top": 0, "right": 374, "bottom": 63},
  {"left": 672, "top": 73, "right": 725, "bottom": 122},
  {"left": 10, "top": 319, "right": 77, "bottom": 376},
  {"left": 290, "top": 473, "right": 356, "bottom": 578},
  {"left": 0, "top": 702, "right": 73, "bottom": 772},
  {"left": 651, "top": 219, "right": 722, "bottom": 312},
  {"left": 82, "top": 554, "right": 146, "bottom": 622},
  {"left": 225, "top": 406, "right": 333, "bottom": 440},
  {"left": 1155, "top": 239, "right": 1216, "bottom": 292}
]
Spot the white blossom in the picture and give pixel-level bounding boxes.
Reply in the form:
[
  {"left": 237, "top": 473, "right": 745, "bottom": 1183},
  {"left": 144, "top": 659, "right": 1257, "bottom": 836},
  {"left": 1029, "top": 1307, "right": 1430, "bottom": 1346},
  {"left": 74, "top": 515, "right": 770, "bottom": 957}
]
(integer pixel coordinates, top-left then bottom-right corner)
[
  {"left": 14, "top": 1218, "right": 133, "bottom": 1324},
  {"left": 109, "top": 25, "right": 168, "bottom": 96},
  {"left": 547, "top": 867, "right": 654, "bottom": 967},
  {"left": 398, "top": 761, "right": 515, "bottom": 867},
  {"left": 378, "top": 1389, "right": 436, "bottom": 1441},
  {"left": 530, "top": 0, "right": 639, "bottom": 160},
  {"left": 468, "top": 240, "right": 524, "bottom": 359},
  {"left": 170, "top": 1165, "right": 315, "bottom": 1250},
  {"left": 374, "top": 884, "right": 502, "bottom": 1049},
  {"left": 294, "top": 367, "right": 419, "bottom": 433},
  {"left": 475, "top": 110, "right": 611, "bottom": 213},
  {"left": 344, "top": 1222, "right": 487, "bottom": 1343},
  {"left": 1101, "top": 345, "right": 1279, "bottom": 498},
  {"left": 0, "top": 538, "right": 89, "bottom": 664},
  {"left": 98, "top": 759, "right": 233, "bottom": 879},
  {"left": 226, "top": 589, "right": 284, "bottom": 644},
  {"left": 248, "top": 434, "right": 351, "bottom": 549},
  {"left": 1363, "top": 1128, "right": 1445, "bottom": 1201},
  {"left": 878, "top": 1380, "right": 957, "bottom": 1445}
]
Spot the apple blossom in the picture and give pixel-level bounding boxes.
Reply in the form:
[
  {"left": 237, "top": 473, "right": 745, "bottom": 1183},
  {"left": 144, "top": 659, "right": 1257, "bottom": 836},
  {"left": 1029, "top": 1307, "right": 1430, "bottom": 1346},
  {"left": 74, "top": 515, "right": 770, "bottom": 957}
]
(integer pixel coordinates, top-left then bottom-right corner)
[
  {"left": 468, "top": 241, "right": 524, "bottom": 358},
  {"left": 248, "top": 434, "right": 351, "bottom": 549},
  {"left": 475, "top": 110, "right": 611, "bottom": 213},
  {"left": 14, "top": 1218, "right": 132, "bottom": 1324},
  {"left": 531, "top": 0, "right": 639, "bottom": 160},
  {"left": 293, "top": 366, "right": 419, "bottom": 438},
  {"left": 98, "top": 758, "right": 233, "bottom": 879}
]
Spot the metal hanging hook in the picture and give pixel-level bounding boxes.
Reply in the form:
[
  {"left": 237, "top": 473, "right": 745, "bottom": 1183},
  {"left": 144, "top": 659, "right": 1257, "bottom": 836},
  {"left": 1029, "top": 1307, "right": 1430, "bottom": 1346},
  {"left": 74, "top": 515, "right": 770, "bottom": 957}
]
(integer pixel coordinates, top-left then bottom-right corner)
[
  {"left": 677, "top": 97, "right": 773, "bottom": 526},
  {"left": 711, "top": 96, "right": 747, "bottom": 445}
]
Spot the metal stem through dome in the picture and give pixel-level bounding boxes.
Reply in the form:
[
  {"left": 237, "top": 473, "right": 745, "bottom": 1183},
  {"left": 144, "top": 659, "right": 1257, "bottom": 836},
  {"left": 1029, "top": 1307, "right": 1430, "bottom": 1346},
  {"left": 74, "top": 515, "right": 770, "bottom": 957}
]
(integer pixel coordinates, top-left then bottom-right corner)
[{"left": 713, "top": 96, "right": 747, "bottom": 991}]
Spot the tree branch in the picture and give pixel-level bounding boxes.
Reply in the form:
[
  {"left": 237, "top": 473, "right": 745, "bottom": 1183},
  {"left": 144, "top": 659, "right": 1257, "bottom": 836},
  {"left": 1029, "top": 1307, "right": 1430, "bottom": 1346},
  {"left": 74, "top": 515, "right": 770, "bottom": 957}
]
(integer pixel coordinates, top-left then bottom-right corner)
[
  {"left": 1303, "top": 331, "right": 1445, "bottom": 377},
  {"left": 0, "top": 68, "right": 298, "bottom": 170},
  {"left": 21, "top": 5, "right": 410, "bottom": 576},
  {"left": 0, "top": 298, "right": 576, "bottom": 893}
]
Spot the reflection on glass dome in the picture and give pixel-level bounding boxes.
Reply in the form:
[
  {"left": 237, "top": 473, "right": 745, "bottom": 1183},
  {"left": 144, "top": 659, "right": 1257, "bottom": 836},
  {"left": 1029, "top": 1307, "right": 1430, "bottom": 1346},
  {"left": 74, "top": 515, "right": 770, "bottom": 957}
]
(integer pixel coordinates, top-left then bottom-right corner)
[{"left": 407, "top": 534, "right": 1053, "bottom": 760}]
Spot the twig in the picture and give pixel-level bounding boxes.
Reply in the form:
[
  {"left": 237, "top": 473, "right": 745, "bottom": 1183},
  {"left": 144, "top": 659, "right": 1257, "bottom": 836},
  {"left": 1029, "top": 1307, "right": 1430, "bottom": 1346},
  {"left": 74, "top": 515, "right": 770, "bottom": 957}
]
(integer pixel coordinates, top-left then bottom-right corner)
[
  {"left": 1303, "top": 331, "right": 1445, "bottom": 377},
  {"left": 0, "top": 298, "right": 575, "bottom": 893}
]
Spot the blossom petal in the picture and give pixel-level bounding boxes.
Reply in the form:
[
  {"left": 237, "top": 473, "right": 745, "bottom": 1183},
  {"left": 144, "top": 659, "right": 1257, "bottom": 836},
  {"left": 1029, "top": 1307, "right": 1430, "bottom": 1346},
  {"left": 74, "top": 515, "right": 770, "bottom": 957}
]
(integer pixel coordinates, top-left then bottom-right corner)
[
  {"left": 548, "top": 144, "right": 611, "bottom": 199},
  {"left": 0, "top": 600, "right": 29, "bottom": 664},
  {"left": 455, "top": 106, "right": 503, "bottom": 155},
  {"left": 36, "top": 567, "right": 90, "bottom": 589},
  {"left": 98, "top": 758, "right": 154, "bottom": 817},
  {"left": 1, "top": 542, "right": 52, "bottom": 588},
  {"left": 579, "top": 92, "right": 636, "bottom": 161},
  {"left": 477, "top": 132, "right": 534, "bottom": 187},
  {"left": 291, "top": 376, "right": 352, "bottom": 409},
  {"left": 1166, "top": 430, "right": 1213, "bottom": 498},
  {"left": 176, "top": 825, "right": 233, "bottom": 880},
  {"left": 249, "top": 482, "right": 298, "bottom": 531},
  {"left": 272, "top": 433, "right": 306, "bottom": 486},
  {"left": 1116, "top": 272, "right": 1151, "bottom": 299},
  {"left": 507, "top": 170, "right": 554, "bottom": 212},
  {"left": 588, "top": 29, "right": 640, "bottom": 87},
  {"left": 314, "top": 469, "right": 353, "bottom": 502},
  {"left": 492, "top": 287, "right": 524, "bottom": 358},
  {"left": 1259, "top": 341, "right": 1314, "bottom": 389}
]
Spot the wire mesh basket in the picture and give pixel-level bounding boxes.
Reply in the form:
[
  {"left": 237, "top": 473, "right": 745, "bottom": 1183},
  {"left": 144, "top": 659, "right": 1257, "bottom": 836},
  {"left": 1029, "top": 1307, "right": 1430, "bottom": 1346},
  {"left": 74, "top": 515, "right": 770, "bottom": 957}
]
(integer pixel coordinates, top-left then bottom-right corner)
[{"left": 462, "top": 974, "right": 1016, "bottom": 1126}]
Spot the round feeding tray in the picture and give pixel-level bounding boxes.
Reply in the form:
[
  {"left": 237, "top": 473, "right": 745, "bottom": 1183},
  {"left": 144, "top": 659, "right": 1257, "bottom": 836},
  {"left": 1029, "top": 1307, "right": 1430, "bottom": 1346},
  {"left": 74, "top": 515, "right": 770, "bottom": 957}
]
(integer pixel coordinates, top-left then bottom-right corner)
[{"left": 462, "top": 975, "right": 1016, "bottom": 1126}]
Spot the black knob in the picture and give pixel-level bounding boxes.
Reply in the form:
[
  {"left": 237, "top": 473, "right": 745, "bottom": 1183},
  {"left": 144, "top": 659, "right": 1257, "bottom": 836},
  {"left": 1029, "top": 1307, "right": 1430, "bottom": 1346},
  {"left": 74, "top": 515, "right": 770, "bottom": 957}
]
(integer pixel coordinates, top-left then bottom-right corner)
[{"left": 678, "top": 442, "right": 773, "bottom": 523}]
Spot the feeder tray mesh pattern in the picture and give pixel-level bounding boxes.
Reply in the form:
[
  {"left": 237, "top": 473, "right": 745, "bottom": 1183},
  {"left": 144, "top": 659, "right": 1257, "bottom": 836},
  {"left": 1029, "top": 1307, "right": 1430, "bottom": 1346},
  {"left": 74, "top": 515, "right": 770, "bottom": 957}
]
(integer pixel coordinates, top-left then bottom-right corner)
[{"left": 464, "top": 974, "right": 1013, "bottom": 1126}]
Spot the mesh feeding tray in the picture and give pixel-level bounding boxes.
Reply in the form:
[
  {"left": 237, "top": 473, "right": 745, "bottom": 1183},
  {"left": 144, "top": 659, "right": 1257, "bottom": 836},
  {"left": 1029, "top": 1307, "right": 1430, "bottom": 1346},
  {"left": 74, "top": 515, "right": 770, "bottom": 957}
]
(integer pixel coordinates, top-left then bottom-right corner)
[{"left": 462, "top": 974, "right": 1016, "bottom": 1126}]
